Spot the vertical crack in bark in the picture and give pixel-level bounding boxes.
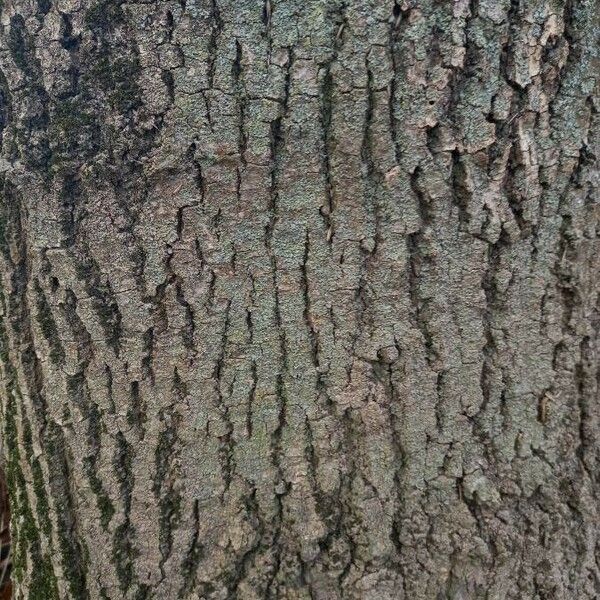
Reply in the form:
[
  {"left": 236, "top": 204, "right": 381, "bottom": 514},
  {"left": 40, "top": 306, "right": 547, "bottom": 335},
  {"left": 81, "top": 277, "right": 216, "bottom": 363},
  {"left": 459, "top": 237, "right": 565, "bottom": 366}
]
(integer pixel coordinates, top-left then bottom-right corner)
[
  {"left": 406, "top": 167, "right": 436, "bottom": 367},
  {"left": 178, "top": 499, "right": 203, "bottom": 598},
  {"left": 207, "top": 0, "right": 224, "bottom": 91},
  {"left": 154, "top": 373, "right": 184, "bottom": 581},
  {"left": 112, "top": 432, "right": 135, "bottom": 595},
  {"left": 213, "top": 300, "right": 235, "bottom": 497}
]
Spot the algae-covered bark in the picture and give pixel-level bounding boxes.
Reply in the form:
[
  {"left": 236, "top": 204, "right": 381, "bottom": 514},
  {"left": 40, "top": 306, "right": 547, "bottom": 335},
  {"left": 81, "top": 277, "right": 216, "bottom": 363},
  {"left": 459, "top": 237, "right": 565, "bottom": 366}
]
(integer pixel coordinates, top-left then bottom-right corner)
[{"left": 0, "top": 0, "right": 598, "bottom": 598}]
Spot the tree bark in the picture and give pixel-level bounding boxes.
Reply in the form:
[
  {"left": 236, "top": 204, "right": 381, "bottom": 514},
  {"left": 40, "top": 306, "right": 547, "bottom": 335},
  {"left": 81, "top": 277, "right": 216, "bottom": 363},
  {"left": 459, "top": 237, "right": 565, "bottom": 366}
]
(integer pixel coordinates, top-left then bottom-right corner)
[{"left": 0, "top": 0, "right": 598, "bottom": 598}]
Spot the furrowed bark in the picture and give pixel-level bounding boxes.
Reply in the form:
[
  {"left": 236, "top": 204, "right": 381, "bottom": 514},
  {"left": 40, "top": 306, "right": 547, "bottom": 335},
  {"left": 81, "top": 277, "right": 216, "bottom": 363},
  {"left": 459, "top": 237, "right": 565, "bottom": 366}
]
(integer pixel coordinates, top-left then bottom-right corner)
[{"left": 0, "top": 0, "right": 598, "bottom": 598}]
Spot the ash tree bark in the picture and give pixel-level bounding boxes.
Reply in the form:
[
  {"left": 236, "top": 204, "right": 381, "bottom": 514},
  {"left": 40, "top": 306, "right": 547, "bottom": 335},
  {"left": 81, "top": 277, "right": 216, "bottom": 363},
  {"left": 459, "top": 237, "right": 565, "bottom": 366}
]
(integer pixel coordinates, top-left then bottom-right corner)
[{"left": 0, "top": 0, "right": 598, "bottom": 598}]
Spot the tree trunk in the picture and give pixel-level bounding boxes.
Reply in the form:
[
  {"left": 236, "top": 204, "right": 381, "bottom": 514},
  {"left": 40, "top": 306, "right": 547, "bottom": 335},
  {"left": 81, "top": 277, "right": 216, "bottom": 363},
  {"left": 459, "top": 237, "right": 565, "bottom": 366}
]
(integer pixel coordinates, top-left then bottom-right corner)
[{"left": 0, "top": 0, "right": 598, "bottom": 598}]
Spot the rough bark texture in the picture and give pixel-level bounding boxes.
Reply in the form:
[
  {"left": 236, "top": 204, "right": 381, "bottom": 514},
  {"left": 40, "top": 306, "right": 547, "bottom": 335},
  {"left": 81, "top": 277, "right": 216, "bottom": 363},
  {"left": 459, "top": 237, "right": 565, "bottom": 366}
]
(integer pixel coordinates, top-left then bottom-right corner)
[{"left": 0, "top": 0, "right": 598, "bottom": 598}]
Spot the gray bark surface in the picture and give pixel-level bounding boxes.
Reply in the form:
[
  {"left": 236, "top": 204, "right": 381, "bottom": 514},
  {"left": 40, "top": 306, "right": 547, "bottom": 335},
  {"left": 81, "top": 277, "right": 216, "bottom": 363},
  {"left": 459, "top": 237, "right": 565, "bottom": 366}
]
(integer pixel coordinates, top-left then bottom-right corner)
[{"left": 0, "top": 0, "right": 598, "bottom": 598}]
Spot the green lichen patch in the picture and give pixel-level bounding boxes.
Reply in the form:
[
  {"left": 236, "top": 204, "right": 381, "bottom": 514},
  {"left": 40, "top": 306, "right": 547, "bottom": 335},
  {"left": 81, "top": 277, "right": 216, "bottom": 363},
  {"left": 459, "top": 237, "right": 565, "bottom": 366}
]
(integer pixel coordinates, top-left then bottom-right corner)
[
  {"left": 84, "top": 0, "right": 125, "bottom": 32},
  {"left": 28, "top": 554, "right": 60, "bottom": 600},
  {"left": 34, "top": 282, "right": 65, "bottom": 365}
]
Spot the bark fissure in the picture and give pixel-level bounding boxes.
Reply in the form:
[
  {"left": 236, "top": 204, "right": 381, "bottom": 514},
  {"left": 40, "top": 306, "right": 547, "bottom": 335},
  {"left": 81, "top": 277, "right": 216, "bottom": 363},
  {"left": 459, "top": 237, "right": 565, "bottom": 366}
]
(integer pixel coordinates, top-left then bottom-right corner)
[{"left": 0, "top": 0, "right": 597, "bottom": 598}]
